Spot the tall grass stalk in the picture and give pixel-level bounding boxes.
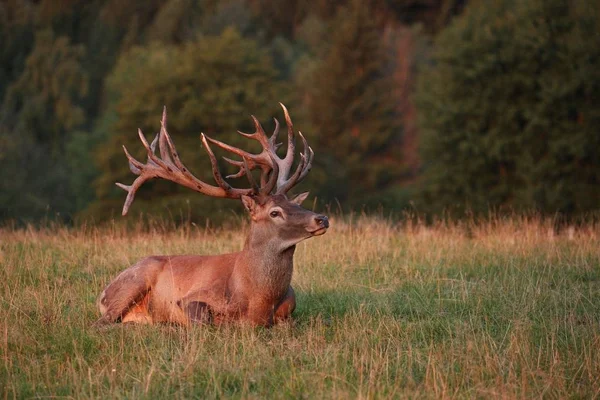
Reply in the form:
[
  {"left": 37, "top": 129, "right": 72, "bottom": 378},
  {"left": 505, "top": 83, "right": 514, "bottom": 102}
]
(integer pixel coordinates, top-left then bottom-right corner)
[{"left": 1, "top": 215, "right": 599, "bottom": 398}]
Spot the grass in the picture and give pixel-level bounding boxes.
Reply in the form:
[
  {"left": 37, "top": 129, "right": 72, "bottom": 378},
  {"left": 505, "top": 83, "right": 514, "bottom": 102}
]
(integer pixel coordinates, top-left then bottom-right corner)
[{"left": 1, "top": 215, "right": 599, "bottom": 398}]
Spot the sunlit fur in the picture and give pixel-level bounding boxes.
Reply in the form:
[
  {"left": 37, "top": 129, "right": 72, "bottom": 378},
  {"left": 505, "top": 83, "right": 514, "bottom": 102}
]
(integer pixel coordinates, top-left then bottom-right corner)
[{"left": 95, "top": 193, "right": 328, "bottom": 327}]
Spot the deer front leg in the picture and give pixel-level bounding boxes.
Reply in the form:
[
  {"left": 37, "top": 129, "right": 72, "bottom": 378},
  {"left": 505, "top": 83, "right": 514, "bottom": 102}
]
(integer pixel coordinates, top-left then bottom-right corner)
[
  {"left": 245, "top": 306, "right": 274, "bottom": 327},
  {"left": 274, "top": 286, "right": 296, "bottom": 323},
  {"left": 244, "top": 287, "right": 296, "bottom": 327},
  {"left": 243, "top": 297, "right": 277, "bottom": 327}
]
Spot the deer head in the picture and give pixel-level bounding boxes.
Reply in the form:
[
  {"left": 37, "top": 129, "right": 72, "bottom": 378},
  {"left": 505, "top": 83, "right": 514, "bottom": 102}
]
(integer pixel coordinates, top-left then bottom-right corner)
[
  {"left": 116, "top": 104, "right": 329, "bottom": 246},
  {"left": 240, "top": 193, "right": 329, "bottom": 251}
]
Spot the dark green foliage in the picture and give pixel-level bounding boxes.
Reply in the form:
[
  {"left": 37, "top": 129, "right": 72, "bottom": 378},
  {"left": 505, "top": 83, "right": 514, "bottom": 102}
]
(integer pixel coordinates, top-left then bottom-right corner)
[
  {"left": 384, "top": 0, "right": 467, "bottom": 32},
  {"left": 86, "top": 29, "right": 289, "bottom": 222},
  {"left": 2, "top": 30, "right": 88, "bottom": 145},
  {"left": 3, "top": 0, "right": 598, "bottom": 223},
  {"left": 0, "top": 0, "right": 452, "bottom": 224},
  {"left": 0, "top": 29, "right": 88, "bottom": 222},
  {"left": 416, "top": 0, "right": 600, "bottom": 216},
  {"left": 305, "top": 0, "right": 404, "bottom": 207},
  {"left": 0, "top": 1, "right": 35, "bottom": 102}
]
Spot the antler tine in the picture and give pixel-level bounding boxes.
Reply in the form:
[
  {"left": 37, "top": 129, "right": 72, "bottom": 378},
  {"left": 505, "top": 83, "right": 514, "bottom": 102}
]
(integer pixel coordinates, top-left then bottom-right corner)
[
  {"left": 297, "top": 132, "right": 314, "bottom": 182},
  {"left": 200, "top": 133, "right": 233, "bottom": 192},
  {"left": 206, "top": 136, "right": 267, "bottom": 169},
  {"left": 137, "top": 128, "right": 172, "bottom": 171},
  {"left": 205, "top": 104, "right": 313, "bottom": 196},
  {"left": 122, "top": 145, "right": 143, "bottom": 175},
  {"left": 117, "top": 133, "right": 168, "bottom": 216},
  {"left": 206, "top": 135, "right": 272, "bottom": 187},
  {"left": 116, "top": 107, "right": 255, "bottom": 215},
  {"left": 159, "top": 118, "right": 189, "bottom": 174},
  {"left": 236, "top": 115, "right": 271, "bottom": 148},
  {"left": 221, "top": 156, "right": 273, "bottom": 188},
  {"left": 260, "top": 103, "right": 295, "bottom": 189},
  {"left": 150, "top": 132, "right": 159, "bottom": 153},
  {"left": 280, "top": 103, "right": 296, "bottom": 163},
  {"left": 116, "top": 179, "right": 144, "bottom": 216},
  {"left": 299, "top": 146, "right": 314, "bottom": 182},
  {"left": 249, "top": 115, "right": 271, "bottom": 147},
  {"left": 158, "top": 106, "right": 173, "bottom": 163},
  {"left": 274, "top": 130, "right": 313, "bottom": 194},
  {"left": 262, "top": 154, "right": 279, "bottom": 195},
  {"left": 206, "top": 115, "right": 277, "bottom": 189},
  {"left": 241, "top": 157, "right": 259, "bottom": 193},
  {"left": 269, "top": 117, "right": 280, "bottom": 147},
  {"left": 276, "top": 154, "right": 306, "bottom": 194},
  {"left": 117, "top": 146, "right": 148, "bottom": 216},
  {"left": 222, "top": 157, "right": 247, "bottom": 179}
]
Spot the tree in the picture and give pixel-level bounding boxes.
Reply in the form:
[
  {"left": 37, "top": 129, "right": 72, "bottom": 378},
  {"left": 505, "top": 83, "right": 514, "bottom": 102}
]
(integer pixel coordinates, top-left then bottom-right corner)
[
  {"left": 0, "top": 1, "right": 35, "bottom": 102},
  {"left": 0, "top": 29, "right": 88, "bottom": 222},
  {"left": 85, "top": 28, "right": 290, "bottom": 222},
  {"left": 304, "top": 0, "right": 404, "bottom": 207},
  {"left": 416, "top": 0, "right": 600, "bottom": 216}
]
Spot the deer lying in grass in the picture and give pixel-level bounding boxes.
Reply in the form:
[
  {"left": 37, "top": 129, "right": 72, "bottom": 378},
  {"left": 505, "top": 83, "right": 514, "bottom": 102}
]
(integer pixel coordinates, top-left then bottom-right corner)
[{"left": 95, "top": 104, "right": 329, "bottom": 327}]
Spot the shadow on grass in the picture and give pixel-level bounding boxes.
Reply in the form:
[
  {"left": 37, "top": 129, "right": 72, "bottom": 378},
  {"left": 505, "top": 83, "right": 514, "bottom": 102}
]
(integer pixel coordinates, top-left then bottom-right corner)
[
  {"left": 291, "top": 279, "right": 559, "bottom": 345},
  {"left": 295, "top": 284, "right": 473, "bottom": 322}
]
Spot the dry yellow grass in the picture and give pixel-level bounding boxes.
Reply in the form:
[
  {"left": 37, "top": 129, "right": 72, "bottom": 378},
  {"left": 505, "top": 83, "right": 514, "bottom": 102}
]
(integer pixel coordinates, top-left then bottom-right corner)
[{"left": 1, "top": 215, "right": 599, "bottom": 398}]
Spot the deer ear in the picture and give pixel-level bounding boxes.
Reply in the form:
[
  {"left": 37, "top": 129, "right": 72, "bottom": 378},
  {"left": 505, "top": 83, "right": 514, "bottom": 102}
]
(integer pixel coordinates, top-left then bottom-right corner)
[
  {"left": 241, "top": 195, "right": 257, "bottom": 214},
  {"left": 290, "top": 192, "right": 310, "bottom": 205}
]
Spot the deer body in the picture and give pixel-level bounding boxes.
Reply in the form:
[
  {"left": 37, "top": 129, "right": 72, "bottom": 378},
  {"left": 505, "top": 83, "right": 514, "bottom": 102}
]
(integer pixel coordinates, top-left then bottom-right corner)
[
  {"left": 98, "top": 251, "right": 294, "bottom": 326},
  {"left": 96, "top": 106, "right": 328, "bottom": 327}
]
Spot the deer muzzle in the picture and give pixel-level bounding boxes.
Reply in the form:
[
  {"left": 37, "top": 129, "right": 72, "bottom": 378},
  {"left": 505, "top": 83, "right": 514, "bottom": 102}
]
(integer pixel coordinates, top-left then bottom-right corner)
[{"left": 309, "top": 215, "right": 329, "bottom": 236}]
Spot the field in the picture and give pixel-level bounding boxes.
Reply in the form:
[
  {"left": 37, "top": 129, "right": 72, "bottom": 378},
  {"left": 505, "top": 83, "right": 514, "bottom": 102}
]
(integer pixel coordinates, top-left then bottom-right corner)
[{"left": 1, "top": 215, "right": 599, "bottom": 398}]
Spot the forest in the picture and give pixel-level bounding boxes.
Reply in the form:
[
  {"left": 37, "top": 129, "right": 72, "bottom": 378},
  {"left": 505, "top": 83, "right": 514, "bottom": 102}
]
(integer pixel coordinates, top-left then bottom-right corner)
[{"left": 1, "top": 0, "right": 599, "bottom": 224}]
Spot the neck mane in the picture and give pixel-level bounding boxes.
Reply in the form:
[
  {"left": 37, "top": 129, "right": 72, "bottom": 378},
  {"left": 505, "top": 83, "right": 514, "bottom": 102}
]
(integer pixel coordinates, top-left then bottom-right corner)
[{"left": 240, "top": 222, "right": 296, "bottom": 297}]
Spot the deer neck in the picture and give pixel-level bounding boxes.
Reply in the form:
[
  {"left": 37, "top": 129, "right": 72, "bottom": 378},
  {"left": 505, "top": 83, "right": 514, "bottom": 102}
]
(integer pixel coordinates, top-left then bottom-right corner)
[{"left": 238, "top": 225, "right": 296, "bottom": 295}]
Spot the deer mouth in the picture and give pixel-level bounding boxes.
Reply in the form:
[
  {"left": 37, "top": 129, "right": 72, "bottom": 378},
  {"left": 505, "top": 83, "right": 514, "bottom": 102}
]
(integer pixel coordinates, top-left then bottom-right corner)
[{"left": 309, "top": 227, "right": 328, "bottom": 236}]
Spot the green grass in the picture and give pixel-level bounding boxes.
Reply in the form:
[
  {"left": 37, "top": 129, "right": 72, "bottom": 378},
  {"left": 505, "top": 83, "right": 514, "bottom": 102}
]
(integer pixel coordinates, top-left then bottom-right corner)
[{"left": 1, "top": 216, "right": 599, "bottom": 398}]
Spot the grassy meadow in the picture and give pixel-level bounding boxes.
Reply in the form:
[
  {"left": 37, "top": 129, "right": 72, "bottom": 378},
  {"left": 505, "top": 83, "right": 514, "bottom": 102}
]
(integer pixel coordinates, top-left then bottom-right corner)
[{"left": 1, "top": 215, "right": 599, "bottom": 398}]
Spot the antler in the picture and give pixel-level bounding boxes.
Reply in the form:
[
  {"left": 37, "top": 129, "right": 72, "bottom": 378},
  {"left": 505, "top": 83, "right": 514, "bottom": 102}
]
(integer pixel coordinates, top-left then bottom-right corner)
[
  {"left": 116, "top": 104, "right": 311, "bottom": 216},
  {"left": 117, "top": 107, "right": 257, "bottom": 215},
  {"left": 206, "top": 103, "right": 313, "bottom": 195}
]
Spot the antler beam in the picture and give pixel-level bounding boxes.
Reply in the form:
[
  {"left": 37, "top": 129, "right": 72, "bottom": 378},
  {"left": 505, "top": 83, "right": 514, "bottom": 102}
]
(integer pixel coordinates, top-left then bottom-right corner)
[{"left": 117, "top": 104, "right": 312, "bottom": 215}]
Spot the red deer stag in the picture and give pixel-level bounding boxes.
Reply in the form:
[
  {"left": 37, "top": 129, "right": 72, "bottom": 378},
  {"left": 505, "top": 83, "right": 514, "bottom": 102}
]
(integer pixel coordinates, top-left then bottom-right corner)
[{"left": 95, "top": 104, "right": 329, "bottom": 327}]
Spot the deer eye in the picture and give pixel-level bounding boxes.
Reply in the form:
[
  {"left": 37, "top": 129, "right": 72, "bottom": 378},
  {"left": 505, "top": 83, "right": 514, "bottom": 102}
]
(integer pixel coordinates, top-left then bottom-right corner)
[{"left": 270, "top": 210, "right": 281, "bottom": 218}]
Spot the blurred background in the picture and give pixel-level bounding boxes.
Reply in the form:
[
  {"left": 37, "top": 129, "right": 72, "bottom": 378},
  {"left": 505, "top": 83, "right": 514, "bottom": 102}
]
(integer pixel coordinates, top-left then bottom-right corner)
[{"left": 0, "top": 0, "right": 598, "bottom": 225}]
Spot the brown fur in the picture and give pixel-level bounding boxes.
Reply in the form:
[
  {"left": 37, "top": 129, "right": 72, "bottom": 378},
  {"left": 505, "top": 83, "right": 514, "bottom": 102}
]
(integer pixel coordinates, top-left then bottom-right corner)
[{"left": 95, "top": 194, "right": 328, "bottom": 327}]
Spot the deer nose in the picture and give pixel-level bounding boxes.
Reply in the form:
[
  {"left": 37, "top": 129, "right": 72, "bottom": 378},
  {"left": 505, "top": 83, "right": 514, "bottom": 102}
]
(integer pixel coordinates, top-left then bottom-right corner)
[{"left": 315, "top": 215, "right": 329, "bottom": 228}]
